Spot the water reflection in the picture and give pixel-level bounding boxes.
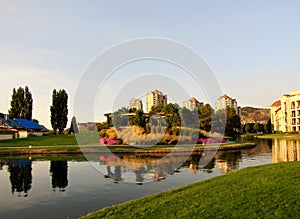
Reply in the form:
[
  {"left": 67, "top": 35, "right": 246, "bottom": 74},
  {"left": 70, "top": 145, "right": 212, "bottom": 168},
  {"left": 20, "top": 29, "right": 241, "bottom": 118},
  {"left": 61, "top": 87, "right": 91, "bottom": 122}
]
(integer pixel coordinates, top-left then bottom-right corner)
[
  {"left": 273, "top": 139, "right": 300, "bottom": 163},
  {"left": 7, "top": 160, "right": 32, "bottom": 197},
  {"left": 0, "top": 160, "right": 5, "bottom": 170},
  {"left": 100, "top": 151, "right": 243, "bottom": 183},
  {"left": 1, "top": 138, "right": 295, "bottom": 198},
  {"left": 50, "top": 161, "right": 68, "bottom": 192},
  {"left": 100, "top": 154, "right": 191, "bottom": 183},
  {"left": 215, "top": 151, "right": 242, "bottom": 173}
]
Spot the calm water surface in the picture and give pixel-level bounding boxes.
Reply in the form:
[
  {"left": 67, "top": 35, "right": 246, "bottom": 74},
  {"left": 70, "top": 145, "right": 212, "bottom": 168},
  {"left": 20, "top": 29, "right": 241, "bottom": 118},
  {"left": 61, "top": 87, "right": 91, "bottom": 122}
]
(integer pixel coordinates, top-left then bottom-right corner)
[{"left": 0, "top": 138, "right": 298, "bottom": 219}]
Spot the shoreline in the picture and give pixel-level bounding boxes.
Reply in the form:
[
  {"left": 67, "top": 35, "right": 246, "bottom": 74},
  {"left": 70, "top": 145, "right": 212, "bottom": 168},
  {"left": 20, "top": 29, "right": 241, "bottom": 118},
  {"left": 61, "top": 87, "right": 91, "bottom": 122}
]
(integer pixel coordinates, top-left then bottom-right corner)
[
  {"left": 257, "top": 134, "right": 300, "bottom": 139},
  {"left": 80, "top": 162, "right": 300, "bottom": 219},
  {"left": 0, "top": 142, "right": 256, "bottom": 156}
]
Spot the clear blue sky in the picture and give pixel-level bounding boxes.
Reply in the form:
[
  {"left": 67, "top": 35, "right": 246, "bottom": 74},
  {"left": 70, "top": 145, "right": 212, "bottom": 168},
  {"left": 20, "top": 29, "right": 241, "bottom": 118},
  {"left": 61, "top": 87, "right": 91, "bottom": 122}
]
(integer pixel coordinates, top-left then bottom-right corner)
[{"left": 0, "top": 0, "right": 300, "bottom": 128}]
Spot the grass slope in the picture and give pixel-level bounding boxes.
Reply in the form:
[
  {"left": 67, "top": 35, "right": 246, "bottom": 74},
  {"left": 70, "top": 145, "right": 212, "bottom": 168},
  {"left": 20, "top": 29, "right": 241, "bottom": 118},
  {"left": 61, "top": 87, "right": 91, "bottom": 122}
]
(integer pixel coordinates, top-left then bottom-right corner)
[
  {"left": 0, "top": 134, "right": 78, "bottom": 147},
  {"left": 82, "top": 162, "right": 300, "bottom": 219}
]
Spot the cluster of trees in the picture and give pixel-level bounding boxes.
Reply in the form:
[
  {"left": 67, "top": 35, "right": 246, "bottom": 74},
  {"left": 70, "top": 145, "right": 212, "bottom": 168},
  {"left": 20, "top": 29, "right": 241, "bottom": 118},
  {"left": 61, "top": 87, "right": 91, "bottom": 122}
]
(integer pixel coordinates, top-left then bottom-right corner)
[
  {"left": 8, "top": 86, "right": 33, "bottom": 120},
  {"left": 110, "top": 103, "right": 242, "bottom": 137},
  {"left": 7, "top": 86, "right": 69, "bottom": 134},
  {"left": 243, "top": 119, "right": 272, "bottom": 134}
]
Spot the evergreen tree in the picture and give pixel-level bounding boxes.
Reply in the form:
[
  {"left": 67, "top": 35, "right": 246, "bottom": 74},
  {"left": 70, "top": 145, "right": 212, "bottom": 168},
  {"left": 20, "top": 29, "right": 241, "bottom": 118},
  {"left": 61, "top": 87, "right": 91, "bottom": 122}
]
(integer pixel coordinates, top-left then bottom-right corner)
[
  {"left": 68, "top": 116, "right": 79, "bottom": 134},
  {"left": 132, "top": 110, "right": 146, "bottom": 128},
  {"left": 8, "top": 88, "right": 18, "bottom": 118},
  {"left": 50, "top": 89, "right": 68, "bottom": 134},
  {"left": 198, "top": 104, "right": 212, "bottom": 132},
  {"left": 244, "top": 123, "right": 252, "bottom": 133},
  {"left": 24, "top": 86, "right": 33, "bottom": 120},
  {"left": 8, "top": 86, "right": 33, "bottom": 120},
  {"left": 225, "top": 107, "right": 241, "bottom": 136}
]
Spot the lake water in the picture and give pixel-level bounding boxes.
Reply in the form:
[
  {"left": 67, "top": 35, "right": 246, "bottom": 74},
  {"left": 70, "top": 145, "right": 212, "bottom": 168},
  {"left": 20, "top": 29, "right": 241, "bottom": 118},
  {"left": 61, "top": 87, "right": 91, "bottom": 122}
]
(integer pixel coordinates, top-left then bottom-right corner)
[{"left": 0, "top": 138, "right": 299, "bottom": 219}]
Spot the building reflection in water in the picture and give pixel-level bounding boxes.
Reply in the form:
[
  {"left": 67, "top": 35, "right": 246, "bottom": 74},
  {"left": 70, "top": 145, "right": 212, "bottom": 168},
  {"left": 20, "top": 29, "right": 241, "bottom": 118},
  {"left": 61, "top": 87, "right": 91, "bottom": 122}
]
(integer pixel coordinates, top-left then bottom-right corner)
[
  {"left": 215, "top": 151, "right": 242, "bottom": 173},
  {"left": 50, "top": 161, "right": 68, "bottom": 192},
  {"left": 272, "top": 139, "right": 300, "bottom": 163},
  {"left": 7, "top": 160, "right": 32, "bottom": 197}
]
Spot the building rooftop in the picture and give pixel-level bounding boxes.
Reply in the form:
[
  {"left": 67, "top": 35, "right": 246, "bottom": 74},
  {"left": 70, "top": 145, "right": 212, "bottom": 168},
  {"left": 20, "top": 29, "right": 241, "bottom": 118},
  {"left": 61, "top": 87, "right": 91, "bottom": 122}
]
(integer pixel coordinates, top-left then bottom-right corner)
[
  {"left": 271, "top": 100, "right": 281, "bottom": 107},
  {"left": 190, "top": 97, "right": 199, "bottom": 103},
  {"left": 15, "top": 118, "right": 41, "bottom": 130},
  {"left": 289, "top": 90, "right": 300, "bottom": 96},
  {"left": 218, "top": 94, "right": 232, "bottom": 100}
]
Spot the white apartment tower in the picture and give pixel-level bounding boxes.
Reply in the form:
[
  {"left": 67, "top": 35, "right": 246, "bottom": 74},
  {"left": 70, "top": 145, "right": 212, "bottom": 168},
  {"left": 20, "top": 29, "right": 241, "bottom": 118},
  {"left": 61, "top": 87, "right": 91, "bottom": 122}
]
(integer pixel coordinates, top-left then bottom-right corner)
[
  {"left": 182, "top": 97, "right": 203, "bottom": 111},
  {"left": 271, "top": 90, "right": 300, "bottom": 132}
]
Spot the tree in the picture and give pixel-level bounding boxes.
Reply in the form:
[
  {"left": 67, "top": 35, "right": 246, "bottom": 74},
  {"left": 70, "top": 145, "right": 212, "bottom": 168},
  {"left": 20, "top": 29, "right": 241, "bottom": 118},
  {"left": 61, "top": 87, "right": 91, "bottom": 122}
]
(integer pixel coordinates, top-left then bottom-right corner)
[
  {"left": 244, "top": 123, "right": 252, "bottom": 133},
  {"left": 8, "top": 86, "right": 33, "bottom": 120},
  {"left": 198, "top": 104, "right": 212, "bottom": 132},
  {"left": 132, "top": 110, "right": 146, "bottom": 128},
  {"left": 24, "top": 86, "right": 33, "bottom": 120},
  {"left": 264, "top": 118, "right": 272, "bottom": 133},
  {"left": 50, "top": 89, "right": 68, "bottom": 134},
  {"left": 217, "top": 107, "right": 241, "bottom": 136},
  {"left": 181, "top": 107, "right": 198, "bottom": 128},
  {"left": 253, "top": 122, "right": 264, "bottom": 133},
  {"left": 212, "top": 109, "right": 226, "bottom": 134},
  {"left": 112, "top": 107, "right": 129, "bottom": 127},
  {"left": 68, "top": 116, "right": 79, "bottom": 134}
]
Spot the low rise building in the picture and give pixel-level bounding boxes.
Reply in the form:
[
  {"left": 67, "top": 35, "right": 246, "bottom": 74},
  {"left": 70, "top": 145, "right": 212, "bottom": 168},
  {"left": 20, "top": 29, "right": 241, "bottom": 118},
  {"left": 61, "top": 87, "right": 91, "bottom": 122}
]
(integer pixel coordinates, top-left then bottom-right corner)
[
  {"left": 271, "top": 90, "right": 300, "bottom": 132},
  {"left": 0, "top": 118, "right": 48, "bottom": 138}
]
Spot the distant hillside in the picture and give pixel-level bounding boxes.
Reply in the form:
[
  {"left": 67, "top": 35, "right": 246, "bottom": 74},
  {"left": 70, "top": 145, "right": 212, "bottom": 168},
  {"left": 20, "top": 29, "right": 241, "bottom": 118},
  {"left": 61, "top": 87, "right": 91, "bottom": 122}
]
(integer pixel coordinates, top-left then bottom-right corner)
[{"left": 240, "top": 107, "right": 270, "bottom": 124}]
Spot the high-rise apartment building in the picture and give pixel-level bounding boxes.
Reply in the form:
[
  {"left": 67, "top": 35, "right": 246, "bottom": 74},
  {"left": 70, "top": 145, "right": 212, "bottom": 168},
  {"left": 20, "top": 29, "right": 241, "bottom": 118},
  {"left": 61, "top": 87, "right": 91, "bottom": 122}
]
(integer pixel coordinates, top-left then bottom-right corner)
[
  {"left": 271, "top": 90, "right": 300, "bottom": 132},
  {"left": 182, "top": 97, "right": 203, "bottom": 111},
  {"left": 215, "top": 94, "right": 241, "bottom": 116},
  {"left": 129, "top": 98, "right": 143, "bottom": 111},
  {"left": 146, "top": 90, "right": 167, "bottom": 113}
]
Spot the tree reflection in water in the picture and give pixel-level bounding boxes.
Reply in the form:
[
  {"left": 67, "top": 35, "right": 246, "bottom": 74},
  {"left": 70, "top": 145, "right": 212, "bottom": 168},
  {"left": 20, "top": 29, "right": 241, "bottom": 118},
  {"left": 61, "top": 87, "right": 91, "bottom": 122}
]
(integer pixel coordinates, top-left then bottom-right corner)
[
  {"left": 100, "top": 151, "right": 243, "bottom": 183},
  {"left": 8, "top": 160, "right": 32, "bottom": 197},
  {"left": 50, "top": 161, "right": 68, "bottom": 192},
  {"left": 0, "top": 160, "right": 5, "bottom": 170}
]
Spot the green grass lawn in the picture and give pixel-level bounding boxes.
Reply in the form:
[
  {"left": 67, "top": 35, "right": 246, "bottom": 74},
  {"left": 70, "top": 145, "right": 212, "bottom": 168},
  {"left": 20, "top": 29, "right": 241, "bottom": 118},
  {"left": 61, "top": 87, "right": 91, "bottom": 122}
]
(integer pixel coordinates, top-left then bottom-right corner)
[
  {"left": 258, "top": 133, "right": 300, "bottom": 139},
  {"left": 81, "top": 162, "right": 300, "bottom": 219},
  {"left": 0, "top": 133, "right": 255, "bottom": 155},
  {"left": 0, "top": 134, "right": 78, "bottom": 147}
]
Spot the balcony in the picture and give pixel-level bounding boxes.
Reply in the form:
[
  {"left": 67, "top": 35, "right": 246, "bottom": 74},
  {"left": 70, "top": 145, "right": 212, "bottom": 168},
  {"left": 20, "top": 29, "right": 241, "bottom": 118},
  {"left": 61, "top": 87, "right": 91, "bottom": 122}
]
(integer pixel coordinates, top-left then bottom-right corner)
[{"left": 291, "top": 102, "right": 296, "bottom": 110}]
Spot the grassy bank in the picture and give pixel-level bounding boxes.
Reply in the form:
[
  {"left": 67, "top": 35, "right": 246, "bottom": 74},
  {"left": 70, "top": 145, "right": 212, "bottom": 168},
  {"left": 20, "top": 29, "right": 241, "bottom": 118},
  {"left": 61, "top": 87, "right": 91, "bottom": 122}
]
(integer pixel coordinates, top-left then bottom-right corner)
[
  {"left": 81, "top": 162, "right": 300, "bottom": 219},
  {"left": 0, "top": 134, "right": 78, "bottom": 147},
  {"left": 257, "top": 133, "right": 300, "bottom": 139},
  {"left": 0, "top": 134, "right": 255, "bottom": 155}
]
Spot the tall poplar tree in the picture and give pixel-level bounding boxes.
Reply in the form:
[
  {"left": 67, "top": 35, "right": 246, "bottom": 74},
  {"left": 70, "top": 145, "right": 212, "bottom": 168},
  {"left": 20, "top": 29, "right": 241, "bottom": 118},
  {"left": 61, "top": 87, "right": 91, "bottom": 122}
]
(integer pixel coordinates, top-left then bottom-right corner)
[
  {"left": 24, "top": 86, "right": 33, "bottom": 120},
  {"left": 8, "top": 86, "right": 33, "bottom": 120},
  {"left": 50, "top": 89, "right": 68, "bottom": 134}
]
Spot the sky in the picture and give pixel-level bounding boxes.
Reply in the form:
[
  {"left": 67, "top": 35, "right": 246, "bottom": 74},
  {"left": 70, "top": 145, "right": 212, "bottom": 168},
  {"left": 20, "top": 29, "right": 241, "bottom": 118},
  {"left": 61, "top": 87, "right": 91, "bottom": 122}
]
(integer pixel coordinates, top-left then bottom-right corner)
[{"left": 0, "top": 0, "right": 300, "bottom": 128}]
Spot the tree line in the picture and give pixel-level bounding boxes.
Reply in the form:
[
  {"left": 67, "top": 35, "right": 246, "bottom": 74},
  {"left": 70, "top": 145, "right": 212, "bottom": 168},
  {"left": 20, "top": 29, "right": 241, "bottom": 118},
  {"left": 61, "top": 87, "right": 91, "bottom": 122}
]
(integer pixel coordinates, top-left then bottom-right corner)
[
  {"left": 6, "top": 86, "right": 68, "bottom": 134},
  {"left": 109, "top": 103, "right": 244, "bottom": 137}
]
